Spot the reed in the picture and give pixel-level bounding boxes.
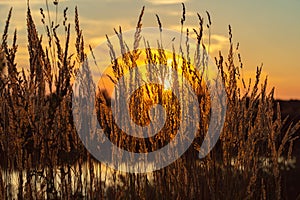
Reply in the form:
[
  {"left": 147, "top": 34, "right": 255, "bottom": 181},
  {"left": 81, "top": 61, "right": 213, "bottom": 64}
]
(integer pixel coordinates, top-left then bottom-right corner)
[{"left": 0, "top": 2, "right": 299, "bottom": 199}]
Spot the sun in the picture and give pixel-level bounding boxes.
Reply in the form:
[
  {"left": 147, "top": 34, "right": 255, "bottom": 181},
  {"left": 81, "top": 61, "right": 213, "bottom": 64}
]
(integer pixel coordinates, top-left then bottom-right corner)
[
  {"left": 158, "top": 74, "right": 172, "bottom": 91},
  {"left": 156, "top": 58, "right": 173, "bottom": 90},
  {"left": 163, "top": 78, "right": 172, "bottom": 90}
]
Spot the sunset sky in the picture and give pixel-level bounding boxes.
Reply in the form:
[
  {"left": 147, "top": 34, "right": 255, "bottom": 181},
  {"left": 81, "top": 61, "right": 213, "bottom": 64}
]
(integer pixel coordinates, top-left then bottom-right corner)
[{"left": 0, "top": 0, "right": 299, "bottom": 99}]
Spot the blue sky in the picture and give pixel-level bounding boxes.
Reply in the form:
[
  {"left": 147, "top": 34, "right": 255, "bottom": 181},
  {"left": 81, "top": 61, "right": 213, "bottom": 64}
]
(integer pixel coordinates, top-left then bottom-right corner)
[{"left": 0, "top": 0, "right": 299, "bottom": 99}]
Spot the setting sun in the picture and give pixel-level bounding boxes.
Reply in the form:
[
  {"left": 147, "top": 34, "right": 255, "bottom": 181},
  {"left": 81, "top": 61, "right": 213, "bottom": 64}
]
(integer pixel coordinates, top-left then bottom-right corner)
[{"left": 163, "top": 77, "right": 172, "bottom": 90}]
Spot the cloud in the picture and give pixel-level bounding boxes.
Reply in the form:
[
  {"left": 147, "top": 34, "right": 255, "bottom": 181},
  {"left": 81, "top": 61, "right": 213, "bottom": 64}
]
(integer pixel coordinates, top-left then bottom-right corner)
[
  {"left": 169, "top": 25, "right": 228, "bottom": 53},
  {"left": 144, "top": 0, "right": 189, "bottom": 5},
  {"left": 146, "top": 8, "right": 194, "bottom": 17},
  {"left": 0, "top": 0, "right": 69, "bottom": 5}
]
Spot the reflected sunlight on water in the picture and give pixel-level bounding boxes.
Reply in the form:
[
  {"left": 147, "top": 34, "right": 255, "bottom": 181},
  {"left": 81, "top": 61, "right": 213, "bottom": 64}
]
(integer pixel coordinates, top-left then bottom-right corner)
[{"left": 1, "top": 160, "right": 154, "bottom": 199}]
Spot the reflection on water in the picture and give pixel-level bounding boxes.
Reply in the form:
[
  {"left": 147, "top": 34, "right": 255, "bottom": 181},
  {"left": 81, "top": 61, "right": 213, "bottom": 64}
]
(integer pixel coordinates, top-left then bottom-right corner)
[
  {"left": 230, "top": 156, "right": 296, "bottom": 172},
  {"left": 1, "top": 160, "right": 154, "bottom": 199},
  {"left": 0, "top": 156, "right": 296, "bottom": 199}
]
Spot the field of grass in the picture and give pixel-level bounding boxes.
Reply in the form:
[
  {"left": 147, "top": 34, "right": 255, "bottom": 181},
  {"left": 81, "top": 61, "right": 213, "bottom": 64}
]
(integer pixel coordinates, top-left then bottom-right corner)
[{"left": 0, "top": 2, "right": 299, "bottom": 199}]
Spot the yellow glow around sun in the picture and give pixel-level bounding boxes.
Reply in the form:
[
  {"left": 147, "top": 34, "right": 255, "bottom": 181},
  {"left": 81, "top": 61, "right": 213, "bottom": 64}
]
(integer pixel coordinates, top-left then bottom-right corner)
[{"left": 97, "top": 48, "right": 206, "bottom": 98}]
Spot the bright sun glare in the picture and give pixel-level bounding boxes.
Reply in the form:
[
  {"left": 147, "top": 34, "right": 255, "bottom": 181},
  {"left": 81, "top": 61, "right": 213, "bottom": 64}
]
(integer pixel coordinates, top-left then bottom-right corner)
[
  {"left": 162, "top": 58, "right": 174, "bottom": 90},
  {"left": 163, "top": 78, "right": 172, "bottom": 90}
]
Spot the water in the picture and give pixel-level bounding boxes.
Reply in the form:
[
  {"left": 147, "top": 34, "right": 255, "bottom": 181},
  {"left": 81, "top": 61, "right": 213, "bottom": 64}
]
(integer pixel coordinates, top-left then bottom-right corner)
[{"left": 1, "top": 156, "right": 296, "bottom": 199}]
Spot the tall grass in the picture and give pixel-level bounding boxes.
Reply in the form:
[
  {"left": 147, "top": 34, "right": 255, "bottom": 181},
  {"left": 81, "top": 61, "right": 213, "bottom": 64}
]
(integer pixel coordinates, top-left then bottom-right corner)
[{"left": 0, "top": 2, "right": 299, "bottom": 199}]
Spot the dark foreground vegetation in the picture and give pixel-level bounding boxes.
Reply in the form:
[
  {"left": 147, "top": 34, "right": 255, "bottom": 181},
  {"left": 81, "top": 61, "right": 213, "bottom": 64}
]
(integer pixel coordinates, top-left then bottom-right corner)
[{"left": 276, "top": 100, "right": 300, "bottom": 199}]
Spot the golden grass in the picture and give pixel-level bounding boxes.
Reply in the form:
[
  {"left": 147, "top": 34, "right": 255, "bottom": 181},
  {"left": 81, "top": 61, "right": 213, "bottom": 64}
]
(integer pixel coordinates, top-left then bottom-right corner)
[{"left": 0, "top": 2, "right": 299, "bottom": 199}]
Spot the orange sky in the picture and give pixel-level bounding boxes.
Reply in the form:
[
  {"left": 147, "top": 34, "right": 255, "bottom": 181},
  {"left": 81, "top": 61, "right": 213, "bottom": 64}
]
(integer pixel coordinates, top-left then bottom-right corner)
[{"left": 0, "top": 0, "right": 299, "bottom": 99}]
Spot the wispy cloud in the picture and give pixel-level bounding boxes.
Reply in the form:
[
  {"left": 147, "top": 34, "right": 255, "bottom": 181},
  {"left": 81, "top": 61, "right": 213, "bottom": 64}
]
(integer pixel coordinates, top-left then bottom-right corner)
[
  {"left": 144, "top": 0, "right": 189, "bottom": 5},
  {"left": 146, "top": 8, "right": 194, "bottom": 17}
]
